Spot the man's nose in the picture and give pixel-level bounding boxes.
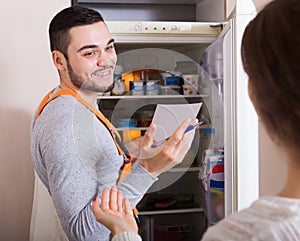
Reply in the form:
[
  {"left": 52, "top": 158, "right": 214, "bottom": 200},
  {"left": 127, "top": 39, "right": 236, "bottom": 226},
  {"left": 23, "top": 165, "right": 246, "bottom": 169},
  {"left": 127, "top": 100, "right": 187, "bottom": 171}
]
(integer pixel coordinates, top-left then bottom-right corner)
[
  {"left": 96, "top": 51, "right": 105, "bottom": 66},
  {"left": 96, "top": 51, "right": 112, "bottom": 66}
]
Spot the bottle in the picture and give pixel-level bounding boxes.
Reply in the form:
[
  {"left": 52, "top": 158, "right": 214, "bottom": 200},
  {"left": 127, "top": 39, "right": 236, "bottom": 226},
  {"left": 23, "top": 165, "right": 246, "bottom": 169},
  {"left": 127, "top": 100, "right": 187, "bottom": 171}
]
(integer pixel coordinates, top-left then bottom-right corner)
[
  {"left": 113, "top": 65, "right": 123, "bottom": 82},
  {"left": 204, "top": 127, "right": 217, "bottom": 150},
  {"left": 112, "top": 79, "right": 126, "bottom": 96},
  {"left": 198, "top": 127, "right": 217, "bottom": 182},
  {"left": 112, "top": 65, "right": 126, "bottom": 96},
  {"left": 199, "top": 127, "right": 224, "bottom": 224}
]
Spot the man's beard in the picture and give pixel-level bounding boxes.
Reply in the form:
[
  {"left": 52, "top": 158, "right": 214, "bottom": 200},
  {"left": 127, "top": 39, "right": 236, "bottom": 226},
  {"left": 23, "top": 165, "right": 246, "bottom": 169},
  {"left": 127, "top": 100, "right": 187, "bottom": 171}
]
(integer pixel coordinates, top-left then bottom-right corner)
[{"left": 67, "top": 61, "right": 114, "bottom": 93}]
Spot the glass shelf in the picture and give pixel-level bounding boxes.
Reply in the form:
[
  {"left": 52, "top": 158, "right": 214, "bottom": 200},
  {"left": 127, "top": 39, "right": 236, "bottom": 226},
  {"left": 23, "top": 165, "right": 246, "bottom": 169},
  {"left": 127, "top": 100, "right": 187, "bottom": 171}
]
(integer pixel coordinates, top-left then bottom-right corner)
[
  {"left": 168, "top": 166, "right": 200, "bottom": 173},
  {"left": 116, "top": 127, "right": 148, "bottom": 131},
  {"left": 138, "top": 207, "right": 203, "bottom": 216},
  {"left": 98, "top": 94, "right": 208, "bottom": 100},
  {"left": 116, "top": 125, "right": 209, "bottom": 132}
]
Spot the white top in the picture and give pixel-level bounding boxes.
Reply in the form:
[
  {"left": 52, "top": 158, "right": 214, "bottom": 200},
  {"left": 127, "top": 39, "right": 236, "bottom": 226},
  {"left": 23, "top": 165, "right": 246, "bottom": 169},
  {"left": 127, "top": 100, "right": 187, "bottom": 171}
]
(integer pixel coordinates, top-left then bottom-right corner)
[
  {"left": 202, "top": 196, "right": 300, "bottom": 241},
  {"left": 111, "top": 231, "right": 141, "bottom": 241}
]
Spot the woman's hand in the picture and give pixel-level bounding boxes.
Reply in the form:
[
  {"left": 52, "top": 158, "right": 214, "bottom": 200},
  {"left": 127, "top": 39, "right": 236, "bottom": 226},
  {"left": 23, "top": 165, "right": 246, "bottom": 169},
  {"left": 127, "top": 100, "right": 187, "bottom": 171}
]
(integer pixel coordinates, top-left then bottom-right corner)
[{"left": 91, "top": 186, "right": 138, "bottom": 236}]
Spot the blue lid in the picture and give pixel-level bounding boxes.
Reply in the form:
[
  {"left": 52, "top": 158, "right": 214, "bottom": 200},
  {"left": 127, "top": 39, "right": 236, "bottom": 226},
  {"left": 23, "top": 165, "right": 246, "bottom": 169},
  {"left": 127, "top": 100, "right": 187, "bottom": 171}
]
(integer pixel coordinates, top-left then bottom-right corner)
[{"left": 204, "top": 127, "right": 215, "bottom": 134}]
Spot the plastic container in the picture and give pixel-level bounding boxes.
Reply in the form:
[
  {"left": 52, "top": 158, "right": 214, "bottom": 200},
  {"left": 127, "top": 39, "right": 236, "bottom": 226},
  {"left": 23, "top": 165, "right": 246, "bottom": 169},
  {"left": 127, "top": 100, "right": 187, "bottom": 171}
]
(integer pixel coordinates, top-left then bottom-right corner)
[
  {"left": 112, "top": 65, "right": 126, "bottom": 95},
  {"left": 159, "top": 86, "right": 172, "bottom": 95},
  {"left": 174, "top": 61, "right": 197, "bottom": 75},
  {"left": 114, "top": 65, "right": 123, "bottom": 81},
  {"left": 117, "top": 119, "right": 137, "bottom": 128},
  {"left": 145, "top": 80, "right": 158, "bottom": 95},
  {"left": 165, "top": 76, "right": 180, "bottom": 85},
  {"left": 205, "top": 149, "right": 224, "bottom": 224},
  {"left": 182, "top": 74, "right": 199, "bottom": 85},
  {"left": 183, "top": 85, "right": 198, "bottom": 95},
  {"left": 130, "top": 80, "right": 144, "bottom": 95},
  {"left": 112, "top": 79, "right": 126, "bottom": 96},
  {"left": 136, "top": 111, "right": 154, "bottom": 127},
  {"left": 159, "top": 86, "right": 181, "bottom": 95},
  {"left": 122, "top": 129, "right": 141, "bottom": 142}
]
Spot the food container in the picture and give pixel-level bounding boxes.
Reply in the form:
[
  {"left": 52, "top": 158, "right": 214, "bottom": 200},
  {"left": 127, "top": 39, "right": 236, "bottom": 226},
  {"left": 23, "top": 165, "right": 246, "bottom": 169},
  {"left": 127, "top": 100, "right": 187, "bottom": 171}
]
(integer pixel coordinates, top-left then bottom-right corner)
[
  {"left": 117, "top": 119, "right": 137, "bottom": 128},
  {"left": 170, "top": 85, "right": 182, "bottom": 95},
  {"left": 159, "top": 86, "right": 172, "bottom": 95},
  {"left": 182, "top": 74, "right": 199, "bottom": 85},
  {"left": 145, "top": 80, "right": 158, "bottom": 95},
  {"left": 136, "top": 111, "right": 154, "bottom": 127},
  {"left": 183, "top": 85, "right": 198, "bottom": 95},
  {"left": 160, "top": 72, "right": 172, "bottom": 83},
  {"left": 160, "top": 85, "right": 181, "bottom": 95},
  {"left": 174, "top": 60, "right": 197, "bottom": 75},
  {"left": 123, "top": 129, "right": 141, "bottom": 142},
  {"left": 165, "top": 76, "right": 180, "bottom": 85},
  {"left": 129, "top": 80, "right": 144, "bottom": 95}
]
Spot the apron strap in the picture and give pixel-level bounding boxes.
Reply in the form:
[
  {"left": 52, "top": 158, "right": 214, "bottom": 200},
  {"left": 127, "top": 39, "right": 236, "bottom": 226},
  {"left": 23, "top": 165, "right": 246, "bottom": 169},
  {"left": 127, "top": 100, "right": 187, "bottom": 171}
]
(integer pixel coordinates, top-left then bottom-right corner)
[
  {"left": 36, "top": 87, "right": 138, "bottom": 216},
  {"left": 35, "top": 88, "right": 133, "bottom": 172}
]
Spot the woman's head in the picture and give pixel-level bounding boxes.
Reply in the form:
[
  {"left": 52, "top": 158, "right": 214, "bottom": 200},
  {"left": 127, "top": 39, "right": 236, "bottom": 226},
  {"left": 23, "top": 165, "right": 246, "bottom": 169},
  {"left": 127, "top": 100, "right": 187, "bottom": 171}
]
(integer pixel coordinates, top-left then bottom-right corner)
[{"left": 241, "top": 0, "right": 300, "bottom": 153}]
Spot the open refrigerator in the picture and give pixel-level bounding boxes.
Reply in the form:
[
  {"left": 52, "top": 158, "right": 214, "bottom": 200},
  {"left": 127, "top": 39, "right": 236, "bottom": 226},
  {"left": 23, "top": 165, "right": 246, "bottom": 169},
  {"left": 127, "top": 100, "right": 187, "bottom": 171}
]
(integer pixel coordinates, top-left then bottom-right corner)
[
  {"left": 95, "top": 20, "right": 233, "bottom": 241},
  {"left": 75, "top": 1, "right": 259, "bottom": 240}
]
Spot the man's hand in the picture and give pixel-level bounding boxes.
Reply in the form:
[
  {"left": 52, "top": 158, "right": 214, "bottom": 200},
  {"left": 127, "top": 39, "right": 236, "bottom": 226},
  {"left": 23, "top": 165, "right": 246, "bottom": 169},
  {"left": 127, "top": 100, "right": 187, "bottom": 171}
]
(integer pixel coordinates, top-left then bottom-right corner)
[{"left": 138, "top": 118, "right": 198, "bottom": 176}]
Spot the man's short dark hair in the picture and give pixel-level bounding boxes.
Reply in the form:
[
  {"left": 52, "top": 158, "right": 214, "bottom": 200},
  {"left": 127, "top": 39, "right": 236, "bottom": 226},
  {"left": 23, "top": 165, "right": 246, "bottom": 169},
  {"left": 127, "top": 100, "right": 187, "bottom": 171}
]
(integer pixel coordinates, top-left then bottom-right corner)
[{"left": 49, "top": 6, "right": 104, "bottom": 57}]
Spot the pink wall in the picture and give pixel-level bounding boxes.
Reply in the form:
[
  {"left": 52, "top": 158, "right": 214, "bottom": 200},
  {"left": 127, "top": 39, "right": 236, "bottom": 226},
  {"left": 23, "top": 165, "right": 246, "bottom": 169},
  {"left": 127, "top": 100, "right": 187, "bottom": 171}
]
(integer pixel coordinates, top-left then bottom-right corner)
[{"left": 0, "top": 0, "right": 69, "bottom": 239}]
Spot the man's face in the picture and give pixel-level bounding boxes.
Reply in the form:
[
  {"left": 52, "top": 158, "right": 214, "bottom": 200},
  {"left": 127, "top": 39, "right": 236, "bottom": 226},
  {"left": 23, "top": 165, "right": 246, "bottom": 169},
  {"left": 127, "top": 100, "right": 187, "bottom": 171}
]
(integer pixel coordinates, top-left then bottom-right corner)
[{"left": 66, "top": 22, "right": 117, "bottom": 93}]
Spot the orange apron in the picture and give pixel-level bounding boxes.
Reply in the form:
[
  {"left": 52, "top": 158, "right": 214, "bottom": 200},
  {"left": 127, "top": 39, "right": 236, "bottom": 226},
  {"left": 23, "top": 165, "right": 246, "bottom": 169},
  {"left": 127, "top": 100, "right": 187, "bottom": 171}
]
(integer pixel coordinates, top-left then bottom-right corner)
[{"left": 35, "top": 87, "right": 138, "bottom": 219}]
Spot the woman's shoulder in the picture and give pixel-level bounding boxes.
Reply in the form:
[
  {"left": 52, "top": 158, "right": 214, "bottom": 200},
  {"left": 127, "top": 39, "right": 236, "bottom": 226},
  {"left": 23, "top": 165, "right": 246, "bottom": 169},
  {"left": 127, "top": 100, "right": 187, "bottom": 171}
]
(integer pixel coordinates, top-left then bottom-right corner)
[{"left": 201, "top": 196, "right": 300, "bottom": 241}]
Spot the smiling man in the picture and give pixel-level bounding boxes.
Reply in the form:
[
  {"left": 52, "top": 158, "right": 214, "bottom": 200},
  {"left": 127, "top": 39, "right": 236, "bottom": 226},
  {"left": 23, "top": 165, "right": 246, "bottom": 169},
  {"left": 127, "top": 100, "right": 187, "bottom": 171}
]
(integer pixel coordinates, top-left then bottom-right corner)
[
  {"left": 50, "top": 10, "right": 117, "bottom": 103},
  {"left": 30, "top": 6, "right": 196, "bottom": 241}
]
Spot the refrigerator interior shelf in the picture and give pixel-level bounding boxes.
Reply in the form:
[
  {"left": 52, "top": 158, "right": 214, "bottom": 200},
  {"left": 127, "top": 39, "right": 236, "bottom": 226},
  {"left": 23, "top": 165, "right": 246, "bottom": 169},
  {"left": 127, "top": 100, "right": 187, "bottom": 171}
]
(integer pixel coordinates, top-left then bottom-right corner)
[
  {"left": 168, "top": 166, "right": 201, "bottom": 173},
  {"left": 116, "top": 125, "right": 208, "bottom": 132},
  {"left": 98, "top": 94, "right": 209, "bottom": 100},
  {"left": 138, "top": 207, "right": 203, "bottom": 216}
]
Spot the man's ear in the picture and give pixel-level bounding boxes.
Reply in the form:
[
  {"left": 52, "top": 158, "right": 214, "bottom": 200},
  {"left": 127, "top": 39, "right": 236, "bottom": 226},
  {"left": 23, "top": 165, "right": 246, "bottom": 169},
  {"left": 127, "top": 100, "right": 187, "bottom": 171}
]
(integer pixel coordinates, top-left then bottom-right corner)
[{"left": 52, "top": 50, "right": 67, "bottom": 71}]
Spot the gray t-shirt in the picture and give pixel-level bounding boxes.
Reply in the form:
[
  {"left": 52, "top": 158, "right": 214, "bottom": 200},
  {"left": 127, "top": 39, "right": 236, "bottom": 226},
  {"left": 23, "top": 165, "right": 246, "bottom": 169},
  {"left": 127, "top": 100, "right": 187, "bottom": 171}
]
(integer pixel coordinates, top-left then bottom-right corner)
[{"left": 31, "top": 87, "right": 157, "bottom": 241}]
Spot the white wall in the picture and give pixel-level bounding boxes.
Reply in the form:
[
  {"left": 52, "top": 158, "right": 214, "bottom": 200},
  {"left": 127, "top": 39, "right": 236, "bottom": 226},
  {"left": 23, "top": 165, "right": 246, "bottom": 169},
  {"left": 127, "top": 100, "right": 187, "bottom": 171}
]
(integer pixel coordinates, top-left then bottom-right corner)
[
  {"left": 234, "top": 0, "right": 259, "bottom": 211},
  {"left": 252, "top": 0, "right": 273, "bottom": 11},
  {"left": 238, "top": 0, "right": 286, "bottom": 198},
  {"left": 0, "top": 0, "right": 69, "bottom": 239}
]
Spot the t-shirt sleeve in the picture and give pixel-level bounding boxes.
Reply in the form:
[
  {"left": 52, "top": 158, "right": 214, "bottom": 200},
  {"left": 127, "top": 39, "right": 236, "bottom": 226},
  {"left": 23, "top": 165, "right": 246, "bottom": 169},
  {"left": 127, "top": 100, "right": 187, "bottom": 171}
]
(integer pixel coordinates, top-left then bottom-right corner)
[{"left": 111, "top": 231, "right": 142, "bottom": 241}]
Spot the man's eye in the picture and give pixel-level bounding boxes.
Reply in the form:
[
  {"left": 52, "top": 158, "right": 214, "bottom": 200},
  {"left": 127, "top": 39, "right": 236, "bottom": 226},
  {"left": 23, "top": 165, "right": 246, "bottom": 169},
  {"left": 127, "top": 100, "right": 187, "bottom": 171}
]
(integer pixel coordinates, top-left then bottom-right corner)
[
  {"left": 83, "top": 51, "right": 95, "bottom": 56},
  {"left": 106, "top": 45, "right": 114, "bottom": 51}
]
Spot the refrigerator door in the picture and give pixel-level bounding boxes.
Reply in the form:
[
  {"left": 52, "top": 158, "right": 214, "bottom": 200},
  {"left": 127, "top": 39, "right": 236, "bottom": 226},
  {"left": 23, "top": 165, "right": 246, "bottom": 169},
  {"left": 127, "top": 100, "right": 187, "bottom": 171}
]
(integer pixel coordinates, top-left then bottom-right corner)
[
  {"left": 199, "top": 21, "right": 234, "bottom": 220},
  {"left": 234, "top": 13, "right": 259, "bottom": 211},
  {"left": 100, "top": 21, "right": 246, "bottom": 238},
  {"left": 204, "top": 17, "right": 258, "bottom": 216},
  {"left": 222, "top": 21, "right": 235, "bottom": 217}
]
